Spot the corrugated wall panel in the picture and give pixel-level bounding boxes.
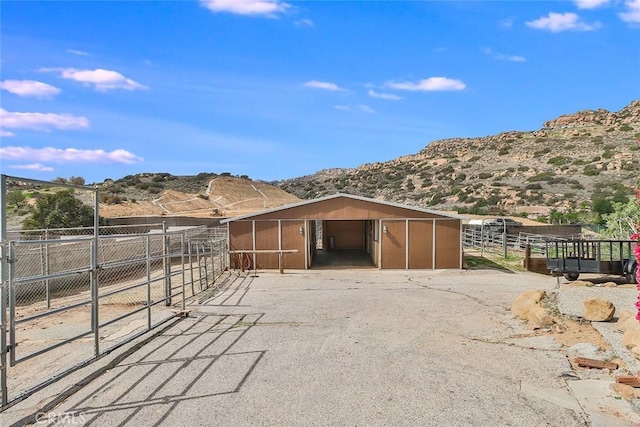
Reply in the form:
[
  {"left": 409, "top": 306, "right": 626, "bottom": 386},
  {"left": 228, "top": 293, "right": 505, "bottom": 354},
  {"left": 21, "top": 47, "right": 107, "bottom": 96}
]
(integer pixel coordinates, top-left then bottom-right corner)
[
  {"left": 408, "top": 220, "right": 433, "bottom": 269},
  {"left": 255, "top": 221, "right": 279, "bottom": 269},
  {"left": 281, "top": 220, "right": 305, "bottom": 269},
  {"left": 435, "top": 220, "right": 461, "bottom": 269},
  {"left": 324, "top": 220, "right": 364, "bottom": 250},
  {"left": 381, "top": 220, "right": 406, "bottom": 269},
  {"left": 229, "top": 221, "right": 253, "bottom": 269}
]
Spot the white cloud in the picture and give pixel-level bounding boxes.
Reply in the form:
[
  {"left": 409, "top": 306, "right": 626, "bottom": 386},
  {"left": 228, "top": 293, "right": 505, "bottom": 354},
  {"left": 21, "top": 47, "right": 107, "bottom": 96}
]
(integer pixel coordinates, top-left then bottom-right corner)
[
  {"left": 0, "top": 146, "right": 143, "bottom": 164},
  {"left": 304, "top": 80, "right": 345, "bottom": 91},
  {"left": 620, "top": 0, "right": 640, "bottom": 22},
  {"left": 0, "top": 108, "right": 89, "bottom": 132},
  {"left": 334, "top": 105, "right": 375, "bottom": 114},
  {"left": 526, "top": 12, "right": 601, "bottom": 32},
  {"left": 41, "top": 68, "right": 148, "bottom": 91},
  {"left": 295, "top": 18, "right": 314, "bottom": 27},
  {"left": 8, "top": 163, "right": 55, "bottom": 172},
  {"left": 483, "top": 48, "right": 526, "bottom": 62},
  {"left": 575, "top": 0, "right": 609, "bottom": 9},
  {"left": 200, "top": 0, "right": 290, "bottom": 17},
  {"left": 386, "top": 77, "right": 466, "bottom": 92},
  {"left": 368, "top": 89, "right": 402, "bottom": 101},
  {"left": 67, "top": 49, "right": 89, "bottom": 56},
  {"left": 0, "top": 130, "right": 15, "bottom": 137},
  {"left": 0, "top": 80, "right": 61, "bottom": 98}
]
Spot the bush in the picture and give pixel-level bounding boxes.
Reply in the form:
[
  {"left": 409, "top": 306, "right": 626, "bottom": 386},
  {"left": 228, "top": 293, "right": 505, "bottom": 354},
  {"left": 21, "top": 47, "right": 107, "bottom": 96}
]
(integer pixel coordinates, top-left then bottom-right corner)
[
  {"left": 547, "top": 156, "right": 570, "bottom": 166},
  {"left": 527, "top": 172, "right": 554, "bottom": 182}
]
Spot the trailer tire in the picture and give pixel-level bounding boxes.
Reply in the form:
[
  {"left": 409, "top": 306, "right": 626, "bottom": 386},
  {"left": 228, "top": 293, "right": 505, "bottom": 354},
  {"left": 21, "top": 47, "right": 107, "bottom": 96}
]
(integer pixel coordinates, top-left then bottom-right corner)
[
  {"left": 627, "top": 263, "right": 638, "bottom": 284},
  {"left": 563, "top": 272, "right": 580, "bottom": 281}
]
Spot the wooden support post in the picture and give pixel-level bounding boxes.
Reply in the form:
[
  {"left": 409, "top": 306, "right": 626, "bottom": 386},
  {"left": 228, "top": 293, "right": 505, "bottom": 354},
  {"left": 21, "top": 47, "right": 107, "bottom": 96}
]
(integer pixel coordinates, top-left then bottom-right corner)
[{"left": 279, "top": 252, "right": 283, "bottom": 274}]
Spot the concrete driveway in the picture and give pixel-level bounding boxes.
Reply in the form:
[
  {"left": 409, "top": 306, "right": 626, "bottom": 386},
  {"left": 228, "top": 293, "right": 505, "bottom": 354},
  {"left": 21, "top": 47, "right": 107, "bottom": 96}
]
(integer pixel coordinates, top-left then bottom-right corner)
[{"left": 4, "top": 269, "right": 594, "bottom": 426}]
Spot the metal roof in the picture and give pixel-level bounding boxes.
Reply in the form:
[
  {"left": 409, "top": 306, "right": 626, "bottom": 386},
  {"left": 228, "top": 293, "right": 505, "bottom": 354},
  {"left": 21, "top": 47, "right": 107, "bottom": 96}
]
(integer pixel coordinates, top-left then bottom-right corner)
[{"left": 221, "top": 193, "right": 463, "bottom": 223}]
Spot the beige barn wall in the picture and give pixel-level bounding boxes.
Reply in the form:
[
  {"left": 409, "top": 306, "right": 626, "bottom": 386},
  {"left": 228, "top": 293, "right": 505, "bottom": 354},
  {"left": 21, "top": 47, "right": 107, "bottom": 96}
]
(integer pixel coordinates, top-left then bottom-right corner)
[{"left": 324, "top": 220, "right": 365, "bottom": 250}]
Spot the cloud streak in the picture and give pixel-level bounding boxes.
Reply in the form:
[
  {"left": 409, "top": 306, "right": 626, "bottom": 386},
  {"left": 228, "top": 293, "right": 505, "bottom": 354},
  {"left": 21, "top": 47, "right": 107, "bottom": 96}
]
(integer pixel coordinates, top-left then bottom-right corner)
[
  {"left": 574, "top": 0, "right": 609, "bottom": 9},
  {"left": 386, "top": 77, "right": 466, "bottom": 92},
  {"left": 368, "top": 89, "right": 402, "bottom": 100},
  {"left": 526, "top": 12, "right": 600, "bottom": 32},
  {"left": 0, "top": 108, "right": 89, "bottom": 132},
  {"left": 200, "top": 0, "right": 290, "bottom": 17},
  {"left": 67, "top": 49, "right": 90, "bottom": 56},
  {"left": 0, "top": 79, "right": 61, "bottom": 98},
  {"left": 304, "top": 80, "right": 345, "bottom": 91},
  {"left": 41, "top": 68, "right": 148, "bottom": 91},
  {"left": 483, "top": 48, "right": 526, "bottom": 62},
  {"left": 335, "top": 105, "right": 375, "bottom": 114},
  {"left": 7, "top": 163, "right": 55, "bottom": 172},
  {"left": 0, "top": 146, "right": 143, "bottom": 164}
]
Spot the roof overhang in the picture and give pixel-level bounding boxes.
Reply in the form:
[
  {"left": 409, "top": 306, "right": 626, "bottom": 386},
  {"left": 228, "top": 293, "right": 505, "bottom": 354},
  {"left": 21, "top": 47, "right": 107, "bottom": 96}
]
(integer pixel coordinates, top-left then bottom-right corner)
[{"left": 221, "top": 193, "right": 463, "bottom": 223}]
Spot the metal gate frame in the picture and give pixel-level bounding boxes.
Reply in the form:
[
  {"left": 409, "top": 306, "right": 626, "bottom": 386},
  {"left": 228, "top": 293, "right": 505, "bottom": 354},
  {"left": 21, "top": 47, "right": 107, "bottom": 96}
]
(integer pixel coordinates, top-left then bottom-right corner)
[{"left": 0, "top": 174, "right": 229, "bottom": 410}]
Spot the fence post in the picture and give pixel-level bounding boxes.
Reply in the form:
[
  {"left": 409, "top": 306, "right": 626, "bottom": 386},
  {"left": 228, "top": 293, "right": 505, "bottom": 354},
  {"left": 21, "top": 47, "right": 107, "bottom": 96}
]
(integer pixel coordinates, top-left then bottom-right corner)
[
  {"left": 0, "top": 175, "right": 7, "bottom": 406},
  {"left": 44, "top": 229, "right": 50, "bottom": 309},
  {"left": 163, "top": 222, "right": 171, "bottom": 306},
  {"left": 188, "top": 241, "right": 195, "bottom": 297},
  {"left": 146, "top": 235, "right": 152, "bottom": 331},
  {"left": 181, "top": 233, "right": 186, "bottom": 311}
]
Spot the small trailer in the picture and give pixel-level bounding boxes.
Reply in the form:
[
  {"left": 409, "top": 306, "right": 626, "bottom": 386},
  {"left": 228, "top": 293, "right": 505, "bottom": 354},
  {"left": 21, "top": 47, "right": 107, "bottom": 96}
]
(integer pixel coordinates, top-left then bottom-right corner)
[{"left": 545, "top": 239, "right": 638, "bottom": 284}]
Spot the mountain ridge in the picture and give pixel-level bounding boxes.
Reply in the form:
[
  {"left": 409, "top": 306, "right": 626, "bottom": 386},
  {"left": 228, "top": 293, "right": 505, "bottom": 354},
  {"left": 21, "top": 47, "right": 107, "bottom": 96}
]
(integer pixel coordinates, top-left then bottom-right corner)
[{"left": 277, "top": 100, "right": 640, "bottom": 215}]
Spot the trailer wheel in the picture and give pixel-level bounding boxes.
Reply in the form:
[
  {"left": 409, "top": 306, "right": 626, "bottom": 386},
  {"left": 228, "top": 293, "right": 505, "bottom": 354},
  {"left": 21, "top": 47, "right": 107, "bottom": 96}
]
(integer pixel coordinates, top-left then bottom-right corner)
[
  {"left": 627, "top": 263, "right": 638, "bottom": 284},
  {"left": 563, "top": 272, "right": 580, "bottom": 281}
]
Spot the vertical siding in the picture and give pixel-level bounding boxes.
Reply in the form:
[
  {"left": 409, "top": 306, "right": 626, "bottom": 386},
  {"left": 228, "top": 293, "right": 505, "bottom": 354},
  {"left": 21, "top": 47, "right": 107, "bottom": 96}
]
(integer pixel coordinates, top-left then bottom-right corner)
[
  {"left": 408, "top": 220, "right": 433, "bottom": 269},
  {"left": 255, "top": 221, "right": 279, "bottom": 269},
  {"left": 381, "top": 220, "right": 406, "bottom": 269},
  {"left": 435, "top": 220, "right": 461, "bottom": 269},
  {"left": 281, "top": 220, "right": 305, "bottom": 269},
  {"left": 324, "top": 220, "right": 365, "bottom": 250},
  {"left": 229, "top": 221, "right": 253, "bottom": 269}
]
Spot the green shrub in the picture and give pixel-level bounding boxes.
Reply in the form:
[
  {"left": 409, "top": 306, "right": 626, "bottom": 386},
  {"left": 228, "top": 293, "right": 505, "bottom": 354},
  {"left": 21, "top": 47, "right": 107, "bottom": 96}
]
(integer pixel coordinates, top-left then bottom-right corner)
[
  {"left": 527, "top": 172, "right": 555, "bottom": 182},
  {"left": 583, "top": 164, "right": 600, "bottom": 176},
  {"left": 547, "top": 156, "right": 570, "bottom": 166}
]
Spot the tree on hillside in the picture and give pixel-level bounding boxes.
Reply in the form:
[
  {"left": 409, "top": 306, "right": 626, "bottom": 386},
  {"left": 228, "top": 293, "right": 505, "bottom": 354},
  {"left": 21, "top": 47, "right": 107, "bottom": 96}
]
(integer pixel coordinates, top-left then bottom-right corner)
[
  {"left": 6, "top": 190, "right": 26, "bottom": 208},
  {"left": 69, "top": 176, "right": 86, "bottom": 186},
  {"left": 23, "top": 190, "right": 95, "bottom": 230},
  {"left": 601, "top": 197, "right": 640, "bottom": 239}
]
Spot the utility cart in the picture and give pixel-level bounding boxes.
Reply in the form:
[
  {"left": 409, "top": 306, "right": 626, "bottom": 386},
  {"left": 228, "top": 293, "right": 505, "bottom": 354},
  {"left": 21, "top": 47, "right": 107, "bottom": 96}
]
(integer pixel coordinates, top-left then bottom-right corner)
[{"left": 545, "top": 239, "right": 638, "bottom": 283}]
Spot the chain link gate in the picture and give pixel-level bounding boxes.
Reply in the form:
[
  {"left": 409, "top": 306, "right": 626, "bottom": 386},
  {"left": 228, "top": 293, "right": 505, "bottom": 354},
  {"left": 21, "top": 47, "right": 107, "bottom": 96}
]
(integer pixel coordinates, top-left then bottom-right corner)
[{"left": 0, "top": 175, "right": 229, "bottom": 410}]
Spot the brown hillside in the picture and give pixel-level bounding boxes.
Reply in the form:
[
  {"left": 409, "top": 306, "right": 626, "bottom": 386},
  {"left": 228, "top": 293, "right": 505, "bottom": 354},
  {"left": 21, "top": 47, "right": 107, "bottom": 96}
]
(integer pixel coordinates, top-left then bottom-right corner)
[{"left": 99, "top": 177, "right": 300, "bottom": 218}]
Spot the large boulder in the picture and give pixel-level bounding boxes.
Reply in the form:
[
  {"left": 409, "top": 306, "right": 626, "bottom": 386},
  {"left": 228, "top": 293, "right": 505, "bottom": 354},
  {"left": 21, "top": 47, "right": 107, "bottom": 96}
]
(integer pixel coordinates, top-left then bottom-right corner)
[
  {"left": 529, "top": 305, "right": 555, "bottom": 328},
  {"left": 511, "top": 290, "right": 546, "bottom": 320},
  {"left": 583, "top": 299, "right": 615, "bottom": 322}
]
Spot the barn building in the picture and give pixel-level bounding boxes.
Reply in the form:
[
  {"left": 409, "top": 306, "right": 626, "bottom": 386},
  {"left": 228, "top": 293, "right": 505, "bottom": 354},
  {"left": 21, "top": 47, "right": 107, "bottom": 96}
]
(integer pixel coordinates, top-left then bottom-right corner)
[{"left": 222, "top": 193, "right": 463, "bottom": 270}]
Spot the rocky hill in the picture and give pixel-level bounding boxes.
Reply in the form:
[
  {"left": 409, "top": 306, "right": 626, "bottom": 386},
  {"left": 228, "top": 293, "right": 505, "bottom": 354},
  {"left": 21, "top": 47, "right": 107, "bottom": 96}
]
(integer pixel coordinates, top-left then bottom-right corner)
[{"left": 278, "top": 100, "right": 640, "bottom": 215}]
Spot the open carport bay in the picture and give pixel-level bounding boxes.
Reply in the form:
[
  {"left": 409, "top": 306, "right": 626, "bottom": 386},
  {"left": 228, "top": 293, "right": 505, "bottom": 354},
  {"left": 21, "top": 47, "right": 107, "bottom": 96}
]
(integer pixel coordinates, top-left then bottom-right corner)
[{"left": 3, "top": 269, "right": 590, "bottom": 426}]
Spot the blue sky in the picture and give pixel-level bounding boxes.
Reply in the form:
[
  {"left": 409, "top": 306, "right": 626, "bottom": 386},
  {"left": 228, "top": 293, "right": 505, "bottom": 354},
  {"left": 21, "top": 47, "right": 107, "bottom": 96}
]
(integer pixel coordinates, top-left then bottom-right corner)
[{"left": 1, "top": 0, "right": 639, "bottom": 185}]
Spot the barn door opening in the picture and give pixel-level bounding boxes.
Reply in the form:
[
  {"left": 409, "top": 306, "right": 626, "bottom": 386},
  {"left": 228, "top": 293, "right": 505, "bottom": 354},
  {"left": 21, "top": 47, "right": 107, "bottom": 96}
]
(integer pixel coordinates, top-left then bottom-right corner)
[{"left": 311, "top": 220, "right": 374, "bottom": 269}]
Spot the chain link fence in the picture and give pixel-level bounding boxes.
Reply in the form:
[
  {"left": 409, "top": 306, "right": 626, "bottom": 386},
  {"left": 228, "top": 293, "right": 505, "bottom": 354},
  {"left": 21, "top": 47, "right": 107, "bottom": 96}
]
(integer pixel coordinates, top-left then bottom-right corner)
[{"left": 0, "top": 175, "right": 230, "bottom": 410}]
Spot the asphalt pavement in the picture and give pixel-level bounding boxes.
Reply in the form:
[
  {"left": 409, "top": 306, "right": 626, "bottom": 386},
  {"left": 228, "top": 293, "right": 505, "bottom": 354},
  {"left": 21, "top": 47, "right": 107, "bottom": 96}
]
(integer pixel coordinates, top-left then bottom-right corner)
[{"left": 2, "top": 268, "right": 637, "bottom": 426}]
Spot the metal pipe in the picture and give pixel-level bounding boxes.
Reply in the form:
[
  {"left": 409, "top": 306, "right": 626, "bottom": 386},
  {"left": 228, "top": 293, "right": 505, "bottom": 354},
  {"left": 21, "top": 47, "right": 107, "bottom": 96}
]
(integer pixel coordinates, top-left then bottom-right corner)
[
  {"left": 8, "top": 243, "right": 16, "bottom": 367},
  {"left": 147, "top": 235, "right": 152, "bottom": 331},
  {"left": 1, "top": 175, "right": 9, "bottom": 406},
  {"left": 181, "top": 234, "right": 186, "bottom": 311}
]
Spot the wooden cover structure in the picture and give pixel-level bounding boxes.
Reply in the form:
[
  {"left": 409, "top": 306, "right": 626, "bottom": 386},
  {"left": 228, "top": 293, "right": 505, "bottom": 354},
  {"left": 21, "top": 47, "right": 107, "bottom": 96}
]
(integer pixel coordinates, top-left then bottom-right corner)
[{"left": 222, "top": 193, "right": 462, "bottom": 270}]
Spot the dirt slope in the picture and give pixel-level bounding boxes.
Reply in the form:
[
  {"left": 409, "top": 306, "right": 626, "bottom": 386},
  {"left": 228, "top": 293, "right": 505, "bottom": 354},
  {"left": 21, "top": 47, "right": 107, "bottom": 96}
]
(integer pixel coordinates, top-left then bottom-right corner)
[{"left": 99, "top": 177, "right": 300, "bottom": 218}]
